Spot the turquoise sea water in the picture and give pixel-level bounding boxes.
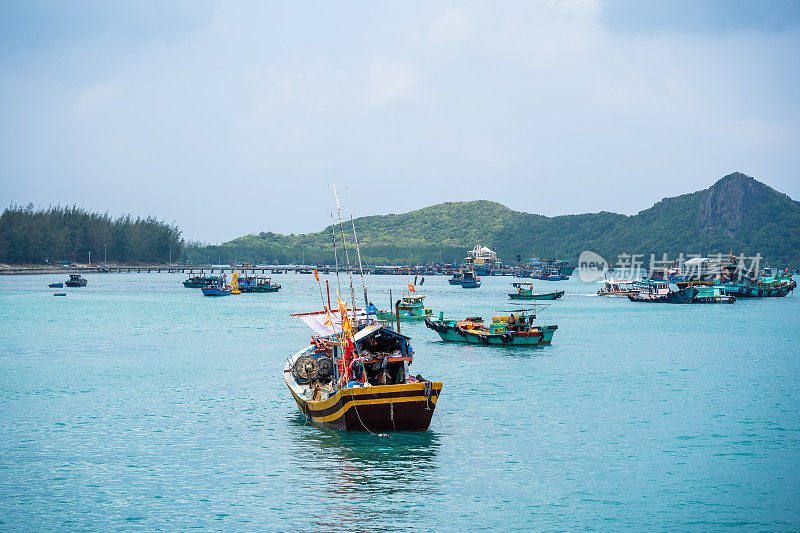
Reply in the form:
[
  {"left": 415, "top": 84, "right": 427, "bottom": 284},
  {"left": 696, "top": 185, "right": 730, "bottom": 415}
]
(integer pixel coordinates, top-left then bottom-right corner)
[{"left": 0, "top": 272, "right": 798, "bottom": 531}]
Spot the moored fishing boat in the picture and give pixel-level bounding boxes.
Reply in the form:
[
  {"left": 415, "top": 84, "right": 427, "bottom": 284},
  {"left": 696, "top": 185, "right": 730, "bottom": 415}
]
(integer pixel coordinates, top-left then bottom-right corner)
[
  {"left": 252, "top": 277, "right": 281, "bottom": 292},
  {"left": 48, "top": 282, "right": 63, "bottom": 288},
  {"left": 183, "top": 275, "right": 221, "bottom": 288},
  {"left": 509, "top": 283, "right": 564, "bottom": 300},
  {"left": 286, "top": 314, "right": 442, "bottom": 431},
  {"left": 201, "top": 276, "right": 232, "bottom": 296},
  {"left": 64, "top": 274, "right": 87, "bottom": 287},
  {"left": 425, "top": 309, "right": 557, "bottom": 346},
  {"left": 376, "top": 294, "right": 433, "bottom": 321},
  {"left": 448, "top": 272, "right": 463, "bottom": 285},
  {"left": 460, "top": 269, "right": 481, "bottom": 288},
  {"left": 236, "top": 275, "right": 281, "bottom": 293},
  {"left": 596, "top": 276, "right": 637, "bottom": 297},
  {"left": 692, "top": 285, "right": 736, "bottom": 303},
  {"left": 285, "top": 181, "right": 442, "bottom": 432},
  {"left": 720, "top": 268, "right": 796, "bottom": 297},
  {"left": 627, "top": 281, "right": 696, "bottom": 303},
  {"left": 201, "top": 285, "right": 232, "bottom": 296}
]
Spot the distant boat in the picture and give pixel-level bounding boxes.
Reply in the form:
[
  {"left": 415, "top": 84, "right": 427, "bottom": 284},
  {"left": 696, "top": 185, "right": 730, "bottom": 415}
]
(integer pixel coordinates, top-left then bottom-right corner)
[
  {"left": 183, "top": 275, "right": 221, "bottom": 288},
  {"left": 53, "top": 292, "right": 67, "bottom": 296},
  {"left": 692, "top": 285, "right": 736, "bottom": 304},
  {"left": 464, "top": 244, "right": 501, "bottom": 276},
  {"left": 719, "top": 268, "right": 796, "bottom": 297},
  {"left": 201, "top": 284, "right": 232, "bottom": 296},
  {"left": 64, "top": 274, "right": 87, "bottom": 287},
  {"left": 509, "top": 283, "right": 563, "bottom": 300},
  {"left": 460, "top": 269, "right": 481, "bottom": 288},
  {"left": 376, "top": 295, "right": 433, "bottom": 321},
  {"left": 596, "top": 276, "right": 637, "bottom": 297},
  {"left": 627, "top": 281, "right": 696, "bottom": 303},
  {"left": 48, "top": 282, "right": 63, "bottom": 288},
  {"left": 448, "top": 272, "right": 463, "bottom": 285},
  {"left": 238, "top": 276, "right": 281, "bottom": 293},
  {"left": 426, "top": 311, "right": 557, "bottom": 346}
]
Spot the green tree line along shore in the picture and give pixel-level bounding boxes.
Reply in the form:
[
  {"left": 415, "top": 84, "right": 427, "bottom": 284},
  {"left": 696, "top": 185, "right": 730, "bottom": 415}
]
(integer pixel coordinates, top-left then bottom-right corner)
[
  {"left": 0, "top": 204, "right": 183, "bottom": 265},
  {"left": 2, "top": 173, "right": 799, "bottom": 266}
]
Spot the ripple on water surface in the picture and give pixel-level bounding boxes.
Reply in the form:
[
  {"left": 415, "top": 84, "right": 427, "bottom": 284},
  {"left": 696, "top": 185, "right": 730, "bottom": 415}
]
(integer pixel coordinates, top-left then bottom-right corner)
[{"left": 0, "top": 273, "right": 799, "bottom": 530}]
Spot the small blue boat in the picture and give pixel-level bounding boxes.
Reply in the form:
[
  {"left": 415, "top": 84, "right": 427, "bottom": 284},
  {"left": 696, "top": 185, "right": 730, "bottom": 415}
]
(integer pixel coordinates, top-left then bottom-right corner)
[
  {"left": 201, "top": 285, "right": 232, "bottom": 296},
  {"left": 461, "top": 269, "right": 481, "bottom": 288},
  {"left": 448, "top": 272, "right": 463, "bottom": 285},
  {"left": 546, "top": 268, "right": 567, "bottom": 281},
  {"left": 48, "top": 282, "right": 63, "bottom": 288}
]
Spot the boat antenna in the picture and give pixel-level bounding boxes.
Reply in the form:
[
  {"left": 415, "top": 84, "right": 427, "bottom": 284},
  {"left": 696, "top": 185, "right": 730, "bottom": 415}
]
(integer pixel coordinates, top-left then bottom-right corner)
[
  {"left": 350, "top": 214, "right": 369, "bottom": 314},
  {"left": 333, "top": 181, "right": 358, "bottom": 327}
]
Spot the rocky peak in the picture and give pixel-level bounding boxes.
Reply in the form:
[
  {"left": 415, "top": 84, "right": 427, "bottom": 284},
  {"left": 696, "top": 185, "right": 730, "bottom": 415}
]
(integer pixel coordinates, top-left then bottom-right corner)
[{"left": 695, "top": 172, "right": 772, "bottom": 236}]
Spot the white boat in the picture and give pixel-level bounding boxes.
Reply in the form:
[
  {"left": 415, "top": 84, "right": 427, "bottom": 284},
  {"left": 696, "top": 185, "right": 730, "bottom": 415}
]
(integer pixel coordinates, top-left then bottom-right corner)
[{"left": 597, "top": 276, "right": 638, "bottom": 297}]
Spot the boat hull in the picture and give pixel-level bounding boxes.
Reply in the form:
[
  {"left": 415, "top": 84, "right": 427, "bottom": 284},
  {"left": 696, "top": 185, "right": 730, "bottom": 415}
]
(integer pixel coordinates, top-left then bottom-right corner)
[
  {"left": 461, "top": 281, "right": 481, "bottom": 288},
  {"left": 64, "top": 281, "right": 87, "bottom": 287},
  {"left": 448, "top": 278, "right": 462, "bottom": 285},
  {"left": 597, "top": 290, "right": 637, "bottom": 297},
  {"left": 249, "top": 286, "right": 280, "bottom": 292},
  {"left": 201, "top": 287, "right": 232, "bottom": 296},
  {"left": 285, "top": 378, "right": 442, "bottom": 431},
  {"left": 628, "top": 286, "right": 696, "bottom": 303},
  {"left": 721, "top": 280, "right": 796, "bottom": 298}
]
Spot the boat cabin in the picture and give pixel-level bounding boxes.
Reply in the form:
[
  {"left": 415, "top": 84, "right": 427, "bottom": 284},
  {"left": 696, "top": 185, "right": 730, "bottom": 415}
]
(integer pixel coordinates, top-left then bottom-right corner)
[
  {"left": 597, "top": 278, "right": 637, "bottom": 295},
  {"left": 398, "top": 295, "right": 428, "bottom": 311},
  {"left": 308, "top": 324, "right": 414, "bottom": 387},
  {"left": 634, "top": 280, "right": 674, "bottom": 297}
]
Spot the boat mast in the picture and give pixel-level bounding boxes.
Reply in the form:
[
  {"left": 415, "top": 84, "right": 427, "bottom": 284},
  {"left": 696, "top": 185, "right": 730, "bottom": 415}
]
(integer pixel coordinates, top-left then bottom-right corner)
[
  {"left": 330, "top": 216, "right": 343, "bottom": 299},
  {"left": 333, "top": 181, "right": 358, "bottom": 327},
  {"left": 350, "top": 215, "right": 369, "bottom": 312}
]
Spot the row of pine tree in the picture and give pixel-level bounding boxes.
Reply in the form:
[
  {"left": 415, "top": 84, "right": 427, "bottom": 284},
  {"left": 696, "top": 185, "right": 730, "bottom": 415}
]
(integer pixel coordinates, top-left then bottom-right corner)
[{"left": 0, "top": 204, "right": 183, "bottom": 265}]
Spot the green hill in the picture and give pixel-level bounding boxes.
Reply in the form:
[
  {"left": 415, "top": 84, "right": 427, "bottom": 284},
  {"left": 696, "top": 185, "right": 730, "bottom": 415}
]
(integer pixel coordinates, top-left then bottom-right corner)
[{"left": 187, "top": 172, "right": 800, "bottom": 266}]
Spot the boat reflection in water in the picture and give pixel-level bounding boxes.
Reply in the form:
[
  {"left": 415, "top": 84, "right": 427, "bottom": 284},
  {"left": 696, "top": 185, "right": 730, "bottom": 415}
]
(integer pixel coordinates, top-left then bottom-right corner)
[{"left": 286, "top": 417, "right": 441, "bottom": 531}]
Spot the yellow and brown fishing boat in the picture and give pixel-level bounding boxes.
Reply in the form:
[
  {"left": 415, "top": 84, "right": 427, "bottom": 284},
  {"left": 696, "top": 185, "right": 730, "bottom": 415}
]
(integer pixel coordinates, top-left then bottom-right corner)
[
  {"left": 286, "top": 182, "right": 442, "bottom": 431},
  {"left": 285, "top": 312, "right": 442, "bottom": 431}
]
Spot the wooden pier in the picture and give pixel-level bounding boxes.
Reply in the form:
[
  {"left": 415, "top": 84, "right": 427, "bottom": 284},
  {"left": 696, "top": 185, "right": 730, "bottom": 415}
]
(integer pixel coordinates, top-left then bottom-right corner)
[{"left": 0, "top": 264, "right": 523, "bottom": 276}]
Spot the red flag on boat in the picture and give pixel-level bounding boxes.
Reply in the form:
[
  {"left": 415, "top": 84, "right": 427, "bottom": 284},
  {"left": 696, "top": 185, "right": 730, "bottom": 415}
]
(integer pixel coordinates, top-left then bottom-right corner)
[
  {"left": 408, "top": 283, "right": 415, "bottom": 293},
  {"left": 313, "top": 269, "right": 319, "bottom": 281}
]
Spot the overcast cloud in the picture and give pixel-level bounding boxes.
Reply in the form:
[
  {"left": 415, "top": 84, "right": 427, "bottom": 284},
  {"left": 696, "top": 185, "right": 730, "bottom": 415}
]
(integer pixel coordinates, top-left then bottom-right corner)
[{"left": 1, "top": 1, "right": 798, "bottom": 242}]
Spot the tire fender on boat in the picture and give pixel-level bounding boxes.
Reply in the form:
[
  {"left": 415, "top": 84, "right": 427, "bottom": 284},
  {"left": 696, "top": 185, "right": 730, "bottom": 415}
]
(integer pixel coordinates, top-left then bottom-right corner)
[
  {"left": 501, "top": 333, "right": 513, "bottom": 344},
  {"left": 479, "top": 335, "right": 489, "bottom": 344}
]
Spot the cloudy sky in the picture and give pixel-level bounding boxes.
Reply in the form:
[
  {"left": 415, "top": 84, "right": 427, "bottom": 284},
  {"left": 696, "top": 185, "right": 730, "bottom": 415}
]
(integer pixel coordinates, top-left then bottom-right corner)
[{"left": 2, "top": 1, "right": 799, "bottom": 242}]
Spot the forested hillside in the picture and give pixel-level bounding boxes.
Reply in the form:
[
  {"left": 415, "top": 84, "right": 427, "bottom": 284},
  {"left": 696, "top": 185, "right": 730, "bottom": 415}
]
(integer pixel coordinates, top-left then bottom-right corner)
[
  {"left": 0, "top": 204, "right": 183, "bottom": 264},
  {"left": 187, "top": 172, "right": 800, "bottom": 266}
]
